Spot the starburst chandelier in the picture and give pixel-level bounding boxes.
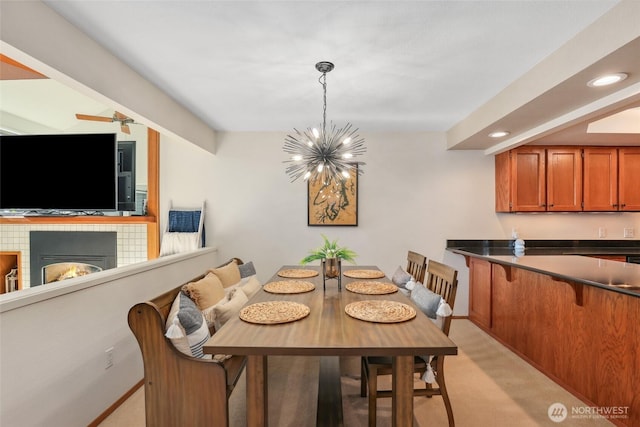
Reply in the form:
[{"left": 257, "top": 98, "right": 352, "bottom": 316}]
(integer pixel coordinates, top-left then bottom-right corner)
[{"left": 283, "top": 61, "right": 365, "bottom": 184}]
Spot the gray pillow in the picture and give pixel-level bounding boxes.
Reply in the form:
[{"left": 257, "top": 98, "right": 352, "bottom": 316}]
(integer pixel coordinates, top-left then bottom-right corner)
[
  {"left": 239, "top": 261, "right": 256, "bottom": 278},
  {"left": 391, "top": 266, "right": 412, "bottom": 287},
  {"left": 410, "top": 285, "right": 442, "bottom": 319}
]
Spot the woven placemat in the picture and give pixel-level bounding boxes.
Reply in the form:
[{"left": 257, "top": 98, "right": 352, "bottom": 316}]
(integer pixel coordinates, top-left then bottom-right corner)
[
  {"left": 263, "top": 280, "right": 315, "bottom": 294},
  {"left": 277, "top": 268, "right": 319, "bottom": 278},
  {"left": 344, "top": 300, "right": 416, "bottom": 323},
  {"left": 239, "top": 301, "right": 310, "bottom": 325},
  {"left": 343, "top": 269, "right": 385, "bottom": 279},
  {"left": 345, "top": 281, "right": 398, "bottom": 295}
]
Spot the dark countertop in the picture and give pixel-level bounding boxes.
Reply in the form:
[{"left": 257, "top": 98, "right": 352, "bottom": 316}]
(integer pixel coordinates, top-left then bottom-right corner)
[{"left": 446, "top": 240, "right": 640, "bottom": 297}]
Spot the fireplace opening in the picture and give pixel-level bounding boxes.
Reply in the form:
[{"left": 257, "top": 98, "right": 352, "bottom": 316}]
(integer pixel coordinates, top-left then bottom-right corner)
[{"left": 42, "top": 262, "right": 103, "bottom": 284}]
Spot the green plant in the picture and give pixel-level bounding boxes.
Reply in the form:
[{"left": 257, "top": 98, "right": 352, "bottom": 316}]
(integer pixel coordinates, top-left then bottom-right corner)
[{"left": 300, "top": 234, "right": 357, "bottom": 264}]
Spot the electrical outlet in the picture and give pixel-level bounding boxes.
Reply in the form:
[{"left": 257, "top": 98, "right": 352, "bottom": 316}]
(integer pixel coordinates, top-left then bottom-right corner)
[
  {"left": 624, "top": 228, "right": 635, "bottom": 238},
  {"left": 598, "top": 227, "right": 606, "bottom": 238},
  {"left": 105, "top": 347, "right": 114, "bottom": 369}
]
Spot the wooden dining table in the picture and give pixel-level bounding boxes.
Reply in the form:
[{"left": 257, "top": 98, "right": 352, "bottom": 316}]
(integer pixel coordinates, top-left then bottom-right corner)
[{"left": 203, "top": 265, "right": 458, "bottom": 427}]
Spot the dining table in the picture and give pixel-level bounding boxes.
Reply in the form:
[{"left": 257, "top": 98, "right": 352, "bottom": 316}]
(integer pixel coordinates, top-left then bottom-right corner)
[{"left": 203, "top": 265, "right": 458, "bottom": 427}]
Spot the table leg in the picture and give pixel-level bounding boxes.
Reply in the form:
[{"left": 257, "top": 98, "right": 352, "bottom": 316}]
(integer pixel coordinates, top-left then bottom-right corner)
[
  {"left": 317, "top": 356, "right": 344, "bottom": 426},
  {"left": 392, "top": 355, "right": 413, "bottom": 427},
  {"left": 246, "top": 355, "right": 268, "bottom": 427}
]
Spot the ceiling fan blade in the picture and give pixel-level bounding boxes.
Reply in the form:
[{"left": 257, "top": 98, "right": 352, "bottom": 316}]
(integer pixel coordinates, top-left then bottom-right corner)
[
  {"left": 75, "top": 113, "right": 113, "bottom": 123},
  {"left": 121, "top": 124, "right": 131, "bottom": 134}
]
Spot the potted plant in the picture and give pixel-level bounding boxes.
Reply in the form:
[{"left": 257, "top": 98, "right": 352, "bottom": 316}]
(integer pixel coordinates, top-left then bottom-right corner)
[{"left": 300, "top": 234, "right": 357, "bottom": 278}]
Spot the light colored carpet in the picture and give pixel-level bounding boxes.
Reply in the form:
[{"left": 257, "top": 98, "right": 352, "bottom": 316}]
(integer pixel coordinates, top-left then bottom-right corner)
[{"left": 100, "top": 320, "right": 614, "bottom": 426}]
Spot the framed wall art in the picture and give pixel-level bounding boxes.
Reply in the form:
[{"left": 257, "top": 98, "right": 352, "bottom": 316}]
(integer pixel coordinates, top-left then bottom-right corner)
[{"left": 307, "top": 168, "right": 358, "bottom": 226}]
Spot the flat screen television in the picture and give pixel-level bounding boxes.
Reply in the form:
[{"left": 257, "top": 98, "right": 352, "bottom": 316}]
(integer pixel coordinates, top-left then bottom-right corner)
[{"left": 0, "top": 133, "right": 118, "bottom": 213}]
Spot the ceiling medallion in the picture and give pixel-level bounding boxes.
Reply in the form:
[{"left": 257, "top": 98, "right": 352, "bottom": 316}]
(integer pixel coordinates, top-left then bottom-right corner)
[{"left": 283, "top": 61, "right": 365, "bottom": 184}]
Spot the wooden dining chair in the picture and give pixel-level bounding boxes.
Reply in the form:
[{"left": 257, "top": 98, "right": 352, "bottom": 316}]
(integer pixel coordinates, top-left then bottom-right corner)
[
  {"left": 361, "top": 259, "right": 459, "bottom": 427},
  {"left": 406, "top": 250, "right": 428, "bottom": 283}
]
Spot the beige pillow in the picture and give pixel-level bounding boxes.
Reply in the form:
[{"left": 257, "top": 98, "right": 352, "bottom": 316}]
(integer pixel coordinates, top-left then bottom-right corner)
[
  {"left": 214, "top": 288, "right": 249, "bottom": 329},
  {"left": 239, "top": 275, "right": 261, "bottom": 299},
  {"left": 182, "top": 273, "right": 225, "bottom": 310},
  {"left": 209, "top": 260, "right": 241, "bottom": 288}
]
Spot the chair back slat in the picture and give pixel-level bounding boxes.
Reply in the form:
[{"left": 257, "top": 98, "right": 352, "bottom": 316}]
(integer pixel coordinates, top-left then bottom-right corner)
[{"left": 406, "top": 251, "right": 427, "bottom": 283}]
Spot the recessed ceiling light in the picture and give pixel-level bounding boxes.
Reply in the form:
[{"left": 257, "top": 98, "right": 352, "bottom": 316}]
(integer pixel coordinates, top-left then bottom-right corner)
[
  {"left": 587, "top": 73, "right": 628, "bottom": 88},
  {"left": 489, "top": 131, "right": 510, "bottom": 138}
]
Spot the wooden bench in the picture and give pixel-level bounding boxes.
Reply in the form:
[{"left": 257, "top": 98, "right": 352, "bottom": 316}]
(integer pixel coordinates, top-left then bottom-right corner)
[{"left": 128, "top": 258, "right": 247, "bottom": 427}]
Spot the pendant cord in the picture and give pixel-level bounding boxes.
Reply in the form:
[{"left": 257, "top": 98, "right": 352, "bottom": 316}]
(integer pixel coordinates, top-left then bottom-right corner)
[{"left": 320, "top": 72, "right": 327, "bottom": 144}]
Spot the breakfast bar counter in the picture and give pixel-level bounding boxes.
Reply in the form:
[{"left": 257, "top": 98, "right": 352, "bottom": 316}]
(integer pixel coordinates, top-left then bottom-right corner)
[{"left": 447, "top": 240, "right": 639, "bottom": 427}]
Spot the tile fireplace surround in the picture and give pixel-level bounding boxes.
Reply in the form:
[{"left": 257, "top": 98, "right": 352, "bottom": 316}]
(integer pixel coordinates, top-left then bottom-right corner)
[{"left": 0, "top": 223, "right": 147, "bottom": 289}]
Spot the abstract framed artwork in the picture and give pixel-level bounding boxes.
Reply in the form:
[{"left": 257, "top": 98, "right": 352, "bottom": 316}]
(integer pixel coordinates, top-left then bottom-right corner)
[{"left": 307, "top": 167, "right": 358, "bottom": 226}]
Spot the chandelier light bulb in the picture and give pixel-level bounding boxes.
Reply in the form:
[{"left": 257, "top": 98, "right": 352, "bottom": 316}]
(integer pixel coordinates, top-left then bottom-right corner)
[
  {"left": 317, "top": 163, "right": 324, "bottom": 172},
  {"left": 303, "top": 171, "right": 312, "bottom": 180},
  {"left": 292, "top": 155, "right": 303, "bottom": 161},
  {"left": 342, "top": 153, "right": 353, "bottom": 159},
  {"left": 342, "top": 137, "right": 351, "bottom": 145},
  {"left": 341, "top": 170, "right": 350, "bottom": 178},
  {"left": 312, "top": 128, "right": 320, "bottom": 139}
]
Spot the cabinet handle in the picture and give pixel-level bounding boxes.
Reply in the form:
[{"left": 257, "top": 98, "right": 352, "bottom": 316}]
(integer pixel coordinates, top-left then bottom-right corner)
[
  {"left": 613, "top": 204, "right": 618, "bottom": 207},
  {"left": 621, "top": 203, "right": 626, "bottom": 208},
  {"left": 541, "top": 204, "right": 546, "bottom": 207},
  {"left": 548, "top": 204, "right": 554, "bottom": 207}
]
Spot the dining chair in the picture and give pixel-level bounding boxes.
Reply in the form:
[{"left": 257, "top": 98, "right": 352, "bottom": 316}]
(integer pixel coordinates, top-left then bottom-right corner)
[
  {"left": 406, "top": 250, "right": 428, "bottom": 283},
  {"left": 361, "top": 259, "right": 459, "bottom": 427}
]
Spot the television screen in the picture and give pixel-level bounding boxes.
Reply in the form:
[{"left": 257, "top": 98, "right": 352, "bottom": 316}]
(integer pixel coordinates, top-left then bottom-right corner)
[{"left": 0, "top": 133, "right": 118, "bottom": 213}]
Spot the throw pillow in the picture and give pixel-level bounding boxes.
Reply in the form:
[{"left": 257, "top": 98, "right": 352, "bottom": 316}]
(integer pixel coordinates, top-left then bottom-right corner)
[
  {"left": 238, "top": 275, "right": 261, "bottom": 299},
  {"left": 209, "top": 260, "right": 241, "bottom": 287},
  {"left": 410, "top": 285, "right": 442, "bottom": 319},
  {"left": 181, "top": 273, "right": 225, "bottom": 310},
  {"left": 165, "top": 291, "right": 211, "bottom": 359},
  {"left": 213, "top": 288, "right": 249, "bottom": 329},
  {"left": 238, "top": 261, "right": 257, "bottom": 278},
  {"left": 391, "top": 266, "right": 412, "bottom": 287}
]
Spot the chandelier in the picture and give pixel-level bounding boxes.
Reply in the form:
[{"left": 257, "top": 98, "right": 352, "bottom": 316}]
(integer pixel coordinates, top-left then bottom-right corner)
[{"left": 284, "top": 61, "right": 365, "bottom": 184}]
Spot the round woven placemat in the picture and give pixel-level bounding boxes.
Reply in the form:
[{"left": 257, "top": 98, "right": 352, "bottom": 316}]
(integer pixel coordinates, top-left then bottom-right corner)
[
  {"left": 344, "top": 300, "right": 416, "bottom": 323},
  {"left": 263, "top": 280, "right": 315, "bottom": 294},
  {"left": 343, "top": 269, "right": 385, "bottom": 279},
  {"left": 239, "top": 301, "right": 310, "bottom": 325},
  {"left": 345, "top": 281, "right": 398, "bottom": 295},
  {"left": 277, "top": 268, "right": 319, "bottom": 278}
]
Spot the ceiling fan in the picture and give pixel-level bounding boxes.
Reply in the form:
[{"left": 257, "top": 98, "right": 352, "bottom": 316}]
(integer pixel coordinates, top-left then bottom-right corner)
[{"left": 75, "top": 111, "right": 136, "bottom": 134}]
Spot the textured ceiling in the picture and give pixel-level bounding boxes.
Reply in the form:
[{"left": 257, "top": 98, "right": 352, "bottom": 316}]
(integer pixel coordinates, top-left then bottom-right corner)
[
  {"left": 2, "top": 1, "right": 638, "bottom": 149},
  {"left": 38, "top": 0, "right": 621, "bottom": 135}
]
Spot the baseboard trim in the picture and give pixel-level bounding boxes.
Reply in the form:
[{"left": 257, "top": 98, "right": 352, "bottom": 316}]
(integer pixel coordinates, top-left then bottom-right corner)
[{"left": 88, "top": 379, "right": 144, "bottom": 427}]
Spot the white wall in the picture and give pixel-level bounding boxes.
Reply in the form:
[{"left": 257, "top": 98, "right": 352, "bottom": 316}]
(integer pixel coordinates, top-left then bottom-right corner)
[{"left": 0, "top": 248, "right": 221, "bottom": 427}]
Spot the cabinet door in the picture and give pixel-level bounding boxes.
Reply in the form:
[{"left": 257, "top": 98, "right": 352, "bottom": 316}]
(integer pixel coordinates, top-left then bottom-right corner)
[
  {"left": 619, "top": 148, "right": 640, "bottom": 211},
  {"left": 511, "top": 147, "right": 546, "bottom": 211},
  {"left": 468, "top": 257, "right": 492, "bottom": 330},
  {"left": 583, "top": 148, "right": 618, "bottom": 211},
  {"left": 495, "top": 151, "right": 511, "bottom": 212},
  {"left": 546, "top": 147, "right": 582, "bottom": 211}
]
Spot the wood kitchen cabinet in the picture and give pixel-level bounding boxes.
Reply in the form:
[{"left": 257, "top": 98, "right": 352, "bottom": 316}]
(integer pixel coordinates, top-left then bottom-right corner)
[
  {"left": 583, "top": 147, "right": 618, "bottom": 211},
  {"left": 619, "top": 147, "right": 640, "bottom": 211},
  {"left": 497, "top": 145, "right": 640, "bottom": 212},
  {"left": 546, "top": 147, "right": 582, "bottom": 211},
  {"left": 495, "top": 147, "right": 546, "bottom": 212},
  {"left": 468, "top": 257, "right": 492, "bottom": 329}
]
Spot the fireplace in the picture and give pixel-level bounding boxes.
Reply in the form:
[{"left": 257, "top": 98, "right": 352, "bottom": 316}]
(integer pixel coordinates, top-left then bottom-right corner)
[
  {"left": 42, "top": 262, "right": 103, "bottom": 284},
  {"left": 30, "top": 231, "right": 117, "bottom": 286}
]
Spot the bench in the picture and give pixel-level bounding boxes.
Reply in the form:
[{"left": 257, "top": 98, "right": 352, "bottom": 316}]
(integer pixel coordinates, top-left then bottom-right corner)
[{"left": 128, "top": 258, "right": 247, "bottom": 427}]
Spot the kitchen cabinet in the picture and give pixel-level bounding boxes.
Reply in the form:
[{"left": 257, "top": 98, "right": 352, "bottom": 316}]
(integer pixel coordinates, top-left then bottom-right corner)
[
  {"left": 495, "top": 147, "right": 546, "bottom": 212},
  {"left": 619, "top": 147, "right": 640, "bottom": 211},
  {"left": 496, "top": 145, "right": 640, "bottom": 212},
  {"left": 546, "top": 147, "right": 582, "bottom": 211},
  {"left": 468, "top": 257, "right": 492, "bottom": 329},
  {"left": 583, "top": 147, "right": 618, "bottom": 211}
]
